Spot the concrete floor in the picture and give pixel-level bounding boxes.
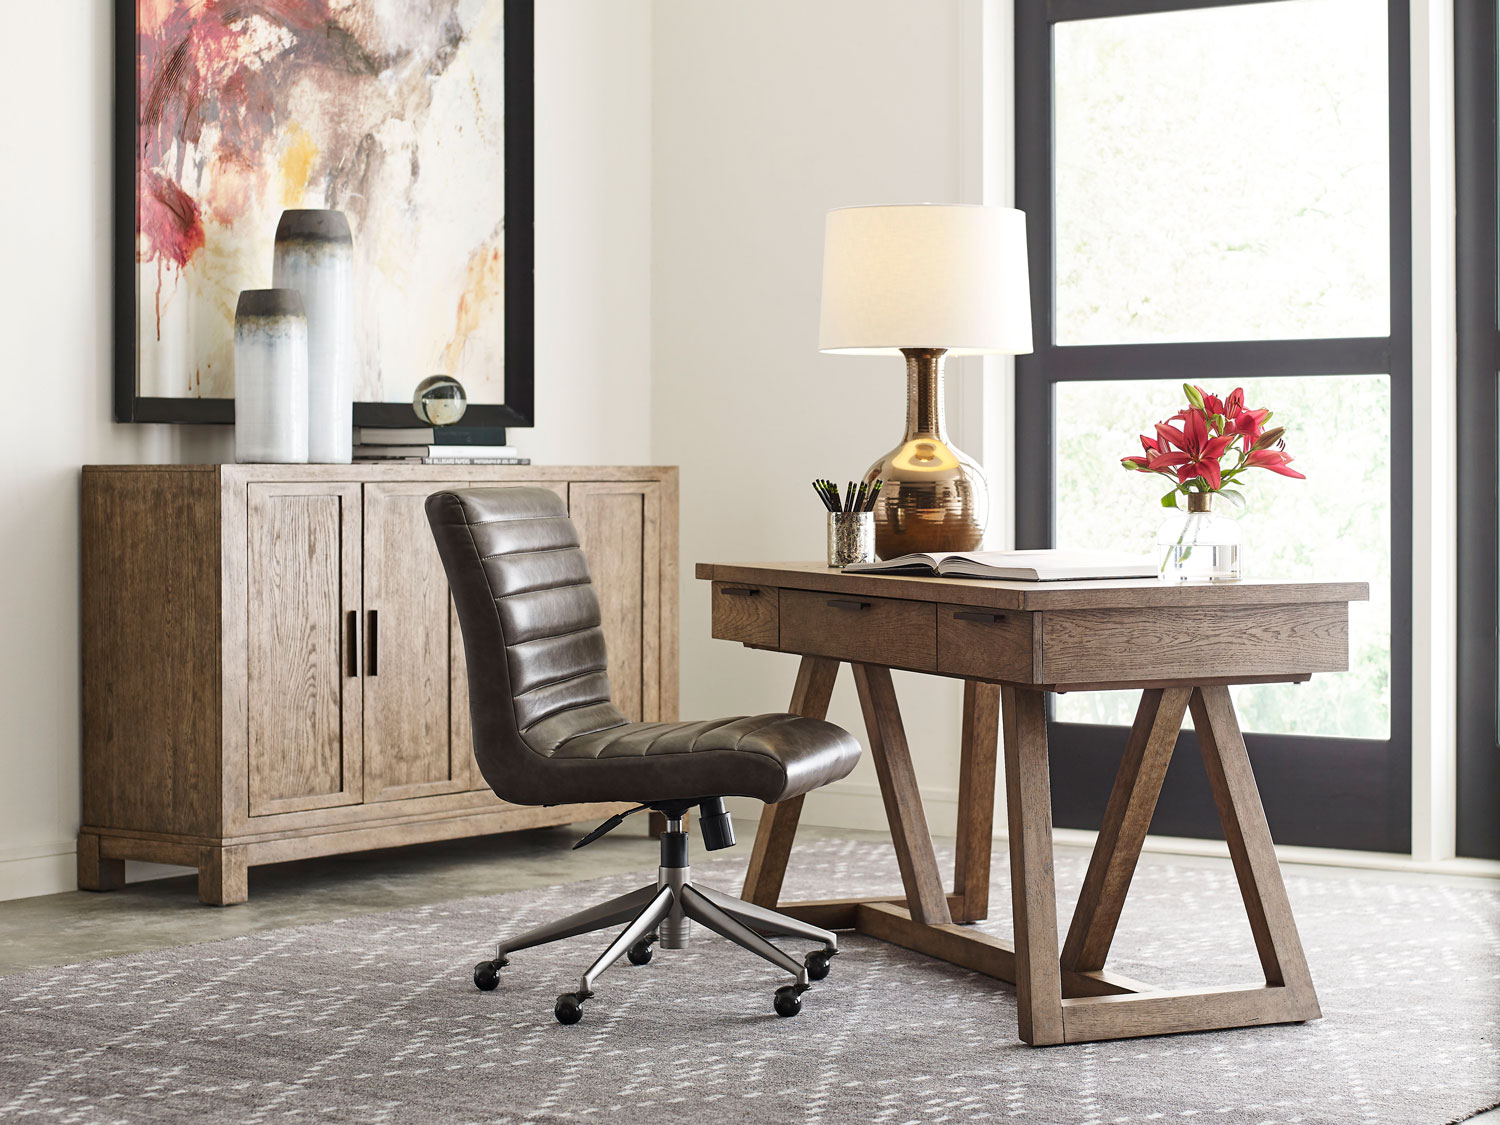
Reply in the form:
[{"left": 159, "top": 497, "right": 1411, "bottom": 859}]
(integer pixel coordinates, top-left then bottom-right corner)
[{"left": 0, "top": 820, "right": 692, "bottom": 976}]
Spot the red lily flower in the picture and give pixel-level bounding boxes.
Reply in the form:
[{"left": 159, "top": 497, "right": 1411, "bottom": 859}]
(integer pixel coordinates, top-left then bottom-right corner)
[
  {"left": 1121, "top": 432, "right": 1162, "bottom": 470},
  {"left": 1151, "top": 409, "right": 1235, "bottom": 489},
  {"left": 1245, "top": 448, "right": 1306, "bottom": 478},
  {"left": 1123, "top": 384, "right": 1307, "bottom": 498},
  {"left": 1216, "top": 387, "right": 1268, "bottom": 450}
]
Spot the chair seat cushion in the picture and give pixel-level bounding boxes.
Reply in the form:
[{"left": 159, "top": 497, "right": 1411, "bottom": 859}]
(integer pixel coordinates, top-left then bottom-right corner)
[{"left": 532, "top": 714, "right": 860, "bottom": 805}]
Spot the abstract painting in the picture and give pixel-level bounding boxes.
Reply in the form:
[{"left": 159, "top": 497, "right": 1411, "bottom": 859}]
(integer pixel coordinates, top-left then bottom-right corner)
[{"left": 118, "top": 0, "right": 533, "bottom": 425}]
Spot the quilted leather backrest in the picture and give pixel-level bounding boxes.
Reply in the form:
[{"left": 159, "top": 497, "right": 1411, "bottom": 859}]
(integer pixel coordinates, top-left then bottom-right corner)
[{"left": 425, "top": 487, "right": 630, "bottom": 798}]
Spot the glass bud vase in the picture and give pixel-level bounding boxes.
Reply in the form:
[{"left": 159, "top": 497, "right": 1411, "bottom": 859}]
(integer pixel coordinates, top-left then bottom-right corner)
[{"left": 1157, "top": 492, "right": 1242, "bottom": 582}]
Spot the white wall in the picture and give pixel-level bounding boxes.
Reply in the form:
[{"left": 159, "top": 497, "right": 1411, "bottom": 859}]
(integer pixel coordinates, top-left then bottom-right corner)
[
  {"left": 0, "top": 0, "right": 654, "bottom": 901},
  {"left": 652, "top": 0, "right": 982, "bottom": 835}
]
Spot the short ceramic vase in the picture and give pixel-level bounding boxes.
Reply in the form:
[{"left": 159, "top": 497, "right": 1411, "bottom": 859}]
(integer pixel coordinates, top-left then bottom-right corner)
[
  {"left": 272, "top": 209, "right": 354, "bottom": 463},
  {"left": 1157, "top": 492, "right": 1242, "bottom": 582},
  {"left": 234, "top": 289, "right": 308, "bottom": 464}
]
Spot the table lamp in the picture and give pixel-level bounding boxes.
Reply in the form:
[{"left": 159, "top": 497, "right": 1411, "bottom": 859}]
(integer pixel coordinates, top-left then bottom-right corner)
[{"left": 819, "top": 204, "right": 1033, "bottom": 558}]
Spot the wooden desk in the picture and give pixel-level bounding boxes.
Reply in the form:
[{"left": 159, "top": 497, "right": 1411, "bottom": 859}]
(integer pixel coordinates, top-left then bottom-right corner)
[{"left": 696, "top": 561, "right": 1368, "bottom": 1045}]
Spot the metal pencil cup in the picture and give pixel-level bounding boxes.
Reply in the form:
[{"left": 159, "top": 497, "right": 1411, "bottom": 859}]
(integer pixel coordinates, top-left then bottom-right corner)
[{"left": 827, "top": 511, "right": 876, "bottom": 568}]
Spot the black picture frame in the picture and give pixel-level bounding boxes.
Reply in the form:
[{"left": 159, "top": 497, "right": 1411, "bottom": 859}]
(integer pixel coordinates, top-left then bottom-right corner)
[
  {"left": 1014, "top": 0, "right": 1414, "bottom": 853},
  {"left": 113, "top": 0, "right": 535, "bottom": 430}
]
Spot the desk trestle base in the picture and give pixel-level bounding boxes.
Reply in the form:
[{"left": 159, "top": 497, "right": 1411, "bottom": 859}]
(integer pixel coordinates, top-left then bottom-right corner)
[{"left": 744, "top": 657, "right": 1322, "bottom": 1045}]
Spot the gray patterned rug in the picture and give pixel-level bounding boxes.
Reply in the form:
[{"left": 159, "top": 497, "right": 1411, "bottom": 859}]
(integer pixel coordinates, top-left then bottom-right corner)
[{"left": 1, "top": 837, "right": 1496, "bottom": 1124}]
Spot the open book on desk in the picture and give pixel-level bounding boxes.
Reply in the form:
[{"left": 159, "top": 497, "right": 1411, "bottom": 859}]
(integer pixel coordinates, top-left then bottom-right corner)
[{"left": 843, "top": 548, "right": 1158, "bottom": 581}]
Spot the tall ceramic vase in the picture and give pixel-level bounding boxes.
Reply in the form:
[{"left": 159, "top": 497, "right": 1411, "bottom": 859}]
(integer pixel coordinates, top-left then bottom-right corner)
[
  {"left": 234, "top": 289, "right": 309, "bottom": 464},
  {"left": 272, "top": 209, "right": 353, "bottom": 463}
]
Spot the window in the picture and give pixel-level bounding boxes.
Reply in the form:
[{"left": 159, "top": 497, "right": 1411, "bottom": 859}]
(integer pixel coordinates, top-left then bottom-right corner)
[
  {"left": 1054, "top": 1, "right": 1390, "bottom": 345},
  {"left": 1016, "top": 0, "right": 1412, "bottom": 852},
  {"left": 1455, "top": 2, "right": 1500, "bottom": 860}
]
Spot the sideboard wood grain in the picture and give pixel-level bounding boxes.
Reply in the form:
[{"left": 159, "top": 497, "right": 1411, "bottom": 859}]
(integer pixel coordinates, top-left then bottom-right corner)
[{"left": 80, "top": 464, "right": 678, "bottom": 904}]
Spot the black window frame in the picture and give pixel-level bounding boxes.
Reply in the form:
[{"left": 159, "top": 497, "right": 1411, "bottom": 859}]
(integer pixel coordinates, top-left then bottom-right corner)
[
  {"left": 1454, "top": 1, "right": 1500, "bottom": 860},
  {"left": 1015, "top": 0, "right": 1414, "bottom": 853}
]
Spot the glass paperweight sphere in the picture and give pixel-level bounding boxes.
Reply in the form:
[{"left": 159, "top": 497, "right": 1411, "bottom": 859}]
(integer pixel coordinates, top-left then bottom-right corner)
[
  {"left": 1157, "top": 492, "right": 1242, "bottom": 582},
  {"left": 412, "top": 375, "right": 467, "bottom": 426}
]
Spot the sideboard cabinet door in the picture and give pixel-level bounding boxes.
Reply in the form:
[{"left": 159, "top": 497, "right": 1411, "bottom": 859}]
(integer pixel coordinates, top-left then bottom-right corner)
[
  {"left": 246, "top": 483, "right": 363, "bottom": 816},
  {"left": 568, "top": 482, "right": 663, "bottom": 723},
  {"left": 363, "top": 482, "right": 474, "bottom": 801}
]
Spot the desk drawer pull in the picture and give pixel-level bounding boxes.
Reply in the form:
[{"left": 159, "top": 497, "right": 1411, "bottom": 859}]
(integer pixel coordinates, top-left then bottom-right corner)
[
  {"left": 826, "top": 598, "right": 870, "bottom": 611},
  {"left": 954, "top": 610, "right": 1007, "bottom": 624},
  {"left": 720, "top": 586, "right": 759, "bottom": 597}
]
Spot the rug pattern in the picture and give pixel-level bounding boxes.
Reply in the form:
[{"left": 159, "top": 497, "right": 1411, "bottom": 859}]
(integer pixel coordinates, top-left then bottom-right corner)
[{"left": 1, "top": 838, "right": 1496, "bottom": 1124}]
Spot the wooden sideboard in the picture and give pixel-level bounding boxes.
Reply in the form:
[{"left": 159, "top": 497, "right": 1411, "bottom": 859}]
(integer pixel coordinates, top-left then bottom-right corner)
[{"left": 80, "top": 464, "right": 678, "bottom": 904}]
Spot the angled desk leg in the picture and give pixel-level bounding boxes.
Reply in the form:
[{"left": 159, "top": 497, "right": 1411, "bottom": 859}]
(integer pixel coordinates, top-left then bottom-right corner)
[
  {"left": 952, "top": 680, "right": 1001, "bottom": 923},
  {"left": 851, "top": 664, "right": 952, "bottom": 925},
  {"left": 1061, "top": 687, "right": 1192, "bottom": 972},
  {"left": 1190, "top": 685, "right": 1320, "bottom": 1007},
  {"left": 1049, "top": 683, "right": 1321, "bottom": 1043},
  {"left": 1002, "top": 686, "right": 1065, "bottom": 1045},
  {"left": 742, "top": 655, "right": 841, "bottom": 907},
  {"left": 750, "top": 659, "right": 968, "bottom": 939}
]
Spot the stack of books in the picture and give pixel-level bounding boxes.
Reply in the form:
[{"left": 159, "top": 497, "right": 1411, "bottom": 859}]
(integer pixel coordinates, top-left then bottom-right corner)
[{"left": 352, "top": 428, "right": 530, "bottom": 465}]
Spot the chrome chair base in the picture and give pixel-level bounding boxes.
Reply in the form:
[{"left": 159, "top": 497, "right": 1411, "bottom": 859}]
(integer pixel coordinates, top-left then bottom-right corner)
[{"left": 473, "top": 828, "right": 839, "bottom": 1024}]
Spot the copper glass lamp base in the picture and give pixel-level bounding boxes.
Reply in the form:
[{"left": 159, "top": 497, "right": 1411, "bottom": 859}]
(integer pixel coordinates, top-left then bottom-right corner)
[{"left": 864, "top": 348, "right": 987, "bottom": 560}]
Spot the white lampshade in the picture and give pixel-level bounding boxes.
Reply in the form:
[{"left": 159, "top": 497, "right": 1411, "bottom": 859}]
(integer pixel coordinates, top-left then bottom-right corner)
[{"left": 818, "top": 204, "right": 1033, "bottom": 356}]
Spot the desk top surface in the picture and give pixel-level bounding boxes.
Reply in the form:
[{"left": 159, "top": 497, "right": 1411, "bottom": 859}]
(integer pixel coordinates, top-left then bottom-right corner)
[{"left": 695, "top": 561, "right": 1369, "bottom": 612}]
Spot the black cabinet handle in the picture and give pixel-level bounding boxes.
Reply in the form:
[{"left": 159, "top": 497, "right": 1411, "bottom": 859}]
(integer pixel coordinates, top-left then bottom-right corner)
[
  {"left": 954, "top": 610, "right": 1007, "bottom": 624},
  {"left": 826, "top": 599, "right": 870, "bottom": 611},
  {"left": 346, "top": 611, "right": 359, "bottom": 677},
  {"left": 720, "top": 587, "right": 759, "bottom": 597},
  {"left": 366, "top": 610, "right": 379, "bottom": 676}
]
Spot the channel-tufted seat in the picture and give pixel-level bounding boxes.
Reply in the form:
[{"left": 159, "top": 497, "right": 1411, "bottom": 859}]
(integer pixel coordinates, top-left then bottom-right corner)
[{"left": 425, "top": 486, "right": 860, "bottom": 810}]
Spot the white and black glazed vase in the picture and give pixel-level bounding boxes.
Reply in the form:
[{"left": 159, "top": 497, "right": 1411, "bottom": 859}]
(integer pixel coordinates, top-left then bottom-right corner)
[
  {"left": 272, "top": 209, "right": 354, "bottom": 464},
  {"left": 234, "top": 289, "right": 308, "bottom": 464}
]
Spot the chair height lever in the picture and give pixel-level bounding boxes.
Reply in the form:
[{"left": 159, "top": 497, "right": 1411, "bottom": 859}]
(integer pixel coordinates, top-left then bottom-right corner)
[{"left": 572, "top": 804, "right": 652, "bottom": 849}]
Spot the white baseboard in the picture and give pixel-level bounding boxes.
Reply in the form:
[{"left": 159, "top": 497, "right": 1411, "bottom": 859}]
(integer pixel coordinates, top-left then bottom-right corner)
[
  {"left": 0, "top": 841, "right": 77, "bottom": 902},
  {"left": 0, "top": 840, "right": 193, "bottom": 903}
]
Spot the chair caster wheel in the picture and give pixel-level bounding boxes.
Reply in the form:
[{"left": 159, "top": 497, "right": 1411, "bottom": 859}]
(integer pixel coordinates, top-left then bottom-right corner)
[
  {"left": 473, "top": 961, "right": 500, "bottom": 991},
  {"left": 804, "top": 949, "right": 835, "bottom": 981},
  {"left": 627, "top": 939, "right": 654, "bottom": 966},
  {"left": 555, "top": 992, "right": 585, "bottom": 1025},
  {"left": 774, "top": 985, "right": 803, "bottom": 1018}
]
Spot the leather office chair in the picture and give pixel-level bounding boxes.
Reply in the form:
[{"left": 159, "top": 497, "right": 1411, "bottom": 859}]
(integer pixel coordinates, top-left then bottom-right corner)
[{"left": 426, "top": 487, "right": 861, "bottom": 1023}]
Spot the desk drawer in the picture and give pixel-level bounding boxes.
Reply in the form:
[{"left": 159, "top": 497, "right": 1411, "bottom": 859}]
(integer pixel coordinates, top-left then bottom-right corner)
[
  {"left": 711, "top": 581, "right": 779, "bottom": 647},
  {"left": 779, "top": 589, "right": 936, "bottom": 670},
  {"left": 937, "top": 605, "right": 1037, "bottom": 683}
]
